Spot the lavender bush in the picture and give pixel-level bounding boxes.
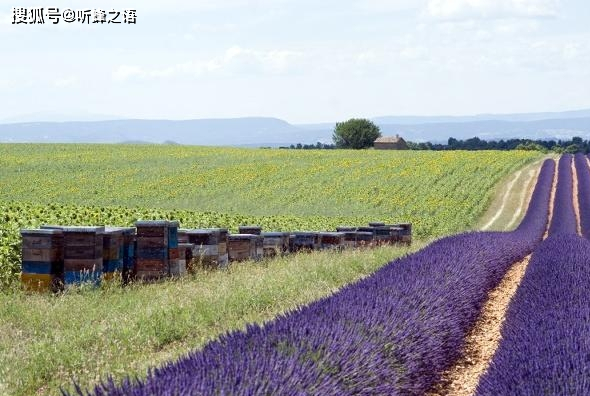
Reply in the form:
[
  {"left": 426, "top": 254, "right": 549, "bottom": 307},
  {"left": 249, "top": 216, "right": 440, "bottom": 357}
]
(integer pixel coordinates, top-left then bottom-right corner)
[
  {"left": 67, "top": 160, "right": 555, "bottom": 396},
  {"left": 476, "top": 234, "right": 590, "bottom": 396},
  {"left": 575, "top": 153, "right": 590, "bottom": 238},
  {"left": 548, "top": 154, "right": 576, "bottom": 236}
]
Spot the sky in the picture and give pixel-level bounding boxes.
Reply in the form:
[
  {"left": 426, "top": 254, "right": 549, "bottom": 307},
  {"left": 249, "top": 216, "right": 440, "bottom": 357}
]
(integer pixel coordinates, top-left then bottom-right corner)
[{"left": 0, "top": 0, "right": 589, "bottom": 123}]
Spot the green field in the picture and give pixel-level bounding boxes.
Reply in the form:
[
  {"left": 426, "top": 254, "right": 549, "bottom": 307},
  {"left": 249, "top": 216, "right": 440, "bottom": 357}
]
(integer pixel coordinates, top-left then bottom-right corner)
[
  {"left": 0, "top": 145, "right": 540, "bottom": 286},
  {"left": 0, "top": 144, "right": 541, "bottom": 395}
]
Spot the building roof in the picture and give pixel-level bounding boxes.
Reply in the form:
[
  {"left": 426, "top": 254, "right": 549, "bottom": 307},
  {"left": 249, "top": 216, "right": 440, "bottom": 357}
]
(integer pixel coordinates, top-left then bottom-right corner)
[{"left": 374, "top": 135, "right": 405, "bottom": 144}]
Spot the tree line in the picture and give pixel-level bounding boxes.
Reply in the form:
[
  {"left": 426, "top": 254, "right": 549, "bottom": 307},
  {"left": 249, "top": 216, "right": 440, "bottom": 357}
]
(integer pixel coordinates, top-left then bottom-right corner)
[
  {"left": 408, "top": 136, "right": 590, "bottom": 153},
  {"left": 279, "top": 118, "right": 590, "bottom": 153}
]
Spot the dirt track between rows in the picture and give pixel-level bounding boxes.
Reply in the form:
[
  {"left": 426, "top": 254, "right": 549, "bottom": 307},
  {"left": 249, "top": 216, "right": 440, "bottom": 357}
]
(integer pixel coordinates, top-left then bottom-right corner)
[{"left": 428, "top": 158, "right": 558, "bottom": 396}]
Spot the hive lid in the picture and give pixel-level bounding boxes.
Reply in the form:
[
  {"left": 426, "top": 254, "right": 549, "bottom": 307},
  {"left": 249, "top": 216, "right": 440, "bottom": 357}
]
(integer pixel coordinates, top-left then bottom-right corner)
[
  {"left": 229, "top": 234, "right": 257, "bottom": 239},
  {"left": 167, "top": 220, "right": 180, "bottom": 227},
  {"left": 319, "top": 232, "right": 345, "bottom": 237},
  {"left": 186, "top": 229, "right": 218, "bottom": 235},
  {"left": 105, "top": 226, "right": 136, "bottom": 234},
  {"left": 135, "top": 220, "right": 169, "bottom": 227},
  {"left": 21, "top": 228, "right": 63, "bottom": 236},
  {"left": 292, "top": 231, "right": 319, "bottom": 236},
  {"left": 261, "top": 232, "right": 288, "bottom": 237},
  {"left": 208, "top": 228, "right": 228, "bottom": 232},
  {"left": 61, "top": 226, "right": 105, "bottom": 233},
  {"left": 40, "top": 224, "right": 66, "bottom": 230}
]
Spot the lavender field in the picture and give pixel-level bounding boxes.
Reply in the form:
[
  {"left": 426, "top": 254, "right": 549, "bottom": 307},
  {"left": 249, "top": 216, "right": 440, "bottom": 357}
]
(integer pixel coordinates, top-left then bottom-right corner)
[{"left": 63, "top": 155, "right": 590, "bottom": 395}]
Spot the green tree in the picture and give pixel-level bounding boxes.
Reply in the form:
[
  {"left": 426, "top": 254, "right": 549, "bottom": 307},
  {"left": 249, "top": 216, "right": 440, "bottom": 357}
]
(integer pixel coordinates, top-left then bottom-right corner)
[
  {"left": 515, "top": 142, "right": 548, "bottom": 153},
  {"left": 332, "top": 118, "right": 381, "bottom": 149}
]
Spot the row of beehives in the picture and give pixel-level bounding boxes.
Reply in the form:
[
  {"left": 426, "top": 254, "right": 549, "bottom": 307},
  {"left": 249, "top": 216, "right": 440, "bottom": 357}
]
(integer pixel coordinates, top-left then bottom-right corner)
[{"left": 20, "top": 220, "right": 412, "bottom": 292}]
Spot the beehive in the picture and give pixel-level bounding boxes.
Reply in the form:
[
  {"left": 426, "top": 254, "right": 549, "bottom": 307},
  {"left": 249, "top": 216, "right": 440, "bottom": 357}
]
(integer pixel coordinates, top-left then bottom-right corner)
[
  {"left": 168, "top": 220, "right": 180, "bottom": 278},
  {"left": 386, "top": 225, "right": 405, "bottom": 244},
  {"left": 102, "top": 227, "right": 135, "bottom": 283},
  {"left": 20, "top": 229, "right": 64, "bottom": 292},
  {"left": 318, "top": 232, "right": 345, "bottom": 250},
  {"left": 228, "top": 234, "right": 258, "bottom": 262},
  {"left": 291, "top": 232, "right": 319, "bottom": 252},
  {"left": 357, "top": 227, "right": 377, "bottom": 244},
  {"left": 212, "top": 228, "right": 229, "bottom": 268},
  {"left": 368, "top": 222, "right": 386, "bottom": 227},
  {"left": 355, "top": 231, "right": 375, "bottom": 247},
  {"left": 135, "top": 220, "right": 169, "bottom": 280},
  {"left": 337, "top": 227, "right": 358, "bottom": 248},
  {"left": 120, "top": 227, "right": 136, "bottom": 284},
  {"left": 102, "top": 228, "right": 124, "bottom": 281},
  {"left": 172, "top": 243, "right": 193, "bottom": 277},
  {"left": 177, "top": 229, "right": 190, "bottom": 244},
  {"left": 187, "top": 229, "right": 227, "bottom": 269},
  {"left": 253, "top": 235, "right": 264, "bottom": 260},
  {"left": 373, "top": 226, "right": 393, "bottom": 245},
  {"left": 61, "top": 226, "right": 104, "bottom": 287},
  {"left": 261, "top": 232, "right": 289, "bottom": 257},
  {"left": 398, "top": 223, "right": 412, "bottom": 244}
]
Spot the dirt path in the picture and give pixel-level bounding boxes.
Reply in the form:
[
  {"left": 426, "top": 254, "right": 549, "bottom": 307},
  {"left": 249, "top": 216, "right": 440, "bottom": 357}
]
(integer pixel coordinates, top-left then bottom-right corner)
[
  {"left": 504, "top": 168, "right": 539, "bottom": 230},
  {"left": 479, "top": 159, "right": 545, "bottom": 231},
  {"left": 428, "top": 159, "right": 558, "bottom": 396},
  {"left": 426, "top": 255, "right": 531, "bottom": 396},
  {"left": 544, "top": 159, "right": 558, "bottom": 240},
  {"left": 572, "top": 157, "right": 582, "bottom": 236},
  {"left": 481, "top": 170, "right": 521, "bottom": 230}
]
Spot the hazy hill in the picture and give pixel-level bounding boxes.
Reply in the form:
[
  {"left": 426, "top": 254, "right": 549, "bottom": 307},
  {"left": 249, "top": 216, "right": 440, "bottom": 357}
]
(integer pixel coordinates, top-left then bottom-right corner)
[{"left": 1, "top": 109, "right": 589, "bottom": 145}]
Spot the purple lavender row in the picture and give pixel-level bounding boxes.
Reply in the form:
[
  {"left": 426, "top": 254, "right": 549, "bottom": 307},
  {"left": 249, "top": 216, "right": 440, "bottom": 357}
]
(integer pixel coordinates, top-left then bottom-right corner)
[
  {"left": 476, "top": 234, "right": 590, "bottom": 395},
  {"left": 67, "top": 160, "right": 555, "bottom": 396},
  {"left": 575, "top": 153, "right": 590, "bottom": 239},
  {"left": 548, "top": 154, "right": 577, "bottom": 236}
]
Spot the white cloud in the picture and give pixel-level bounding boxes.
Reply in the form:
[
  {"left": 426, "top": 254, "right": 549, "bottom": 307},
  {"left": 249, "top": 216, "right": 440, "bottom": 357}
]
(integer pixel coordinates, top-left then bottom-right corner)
[
  {"left": 113, "top": 65, "right": 145, "bottom": 81},
  {"left": 54, "top": 76, "right": 78, "bottom": 88},
  {"left": 427, "top": 0, "right": 559, "bottom": 20},
  {"left": 399, "top": 46, "right": 428, "bottom": 60},
  {"left": 112, "top": 46, "right": 303, "bottom": 81},
  {"left": 356, "top": 0, "right": 425, "bottom": 13}
]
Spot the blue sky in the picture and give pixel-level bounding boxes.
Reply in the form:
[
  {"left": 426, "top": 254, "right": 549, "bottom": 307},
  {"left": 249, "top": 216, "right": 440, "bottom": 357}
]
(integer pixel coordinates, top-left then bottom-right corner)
[{"left": 0, "top": 0, "right": 588, "bottom": 123}]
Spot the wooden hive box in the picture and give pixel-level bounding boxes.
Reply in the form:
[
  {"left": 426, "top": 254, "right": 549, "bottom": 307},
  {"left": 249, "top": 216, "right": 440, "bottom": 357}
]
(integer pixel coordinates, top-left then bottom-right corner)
[
  {"left": 228, "top": 234, "right": 258, "bottom": 262},
  {"left": 291, "top": 232, "right": 319, "bottom": 252},
  {"left": 261, "top": 232, "right": 289, "bottom": 257},
  {"left": 20, "top": 229, "right": 64, "bottom": 292},
  {"left": 337, "top": 227, "right": 359, "bottom": 248},
  {"left": 135, "top": 220, "right": 169, "bottom": 280},
  {"left": 102, "top": 228, "right": 124, "bottom": 281},
  {"left": 172, "top": 243, "right": 193, "bottom": 277},
  {"left": 318, "top": 232, "right": 345, "bottom": 251},
  {"left": 253, "top": 235, "right": 264, "bottom": 261},
  {"left": 187, "top": 229, "right": 224, "bottom": 269},
  {"left": 210, "top": 228, "right": 229, "bottom": 268},
  {"left": 167, "top": 220, "right": 180, "bottom": 277},
  {"left": 355, "top": 231, "right": 375, "bottom": 247},
  {"left": 177, "top": 229, "right": 190, "bottom": 244},
  {"left": 61, "top": 226, "right": 104, "bottom": 287},
  {"left": 179, "top": 243, "right": 195, "bottom": 274}
]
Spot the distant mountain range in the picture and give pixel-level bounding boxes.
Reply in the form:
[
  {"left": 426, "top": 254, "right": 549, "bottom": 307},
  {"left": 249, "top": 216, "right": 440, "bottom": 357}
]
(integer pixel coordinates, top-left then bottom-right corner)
[{"left": 1, "top": 109, "right": 590, "bottom": 146}]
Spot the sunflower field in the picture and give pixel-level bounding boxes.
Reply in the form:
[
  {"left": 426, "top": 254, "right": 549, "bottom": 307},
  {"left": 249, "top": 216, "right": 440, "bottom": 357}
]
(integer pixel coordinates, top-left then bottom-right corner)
[{"left": 0, "top": 144, "right": 540, "bottom": 287}]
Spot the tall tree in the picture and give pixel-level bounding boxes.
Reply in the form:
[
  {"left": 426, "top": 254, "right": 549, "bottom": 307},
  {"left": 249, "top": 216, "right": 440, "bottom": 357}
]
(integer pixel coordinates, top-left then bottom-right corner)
[{"left": 332, "top": 118, "right": 381, "bottom": 149}]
